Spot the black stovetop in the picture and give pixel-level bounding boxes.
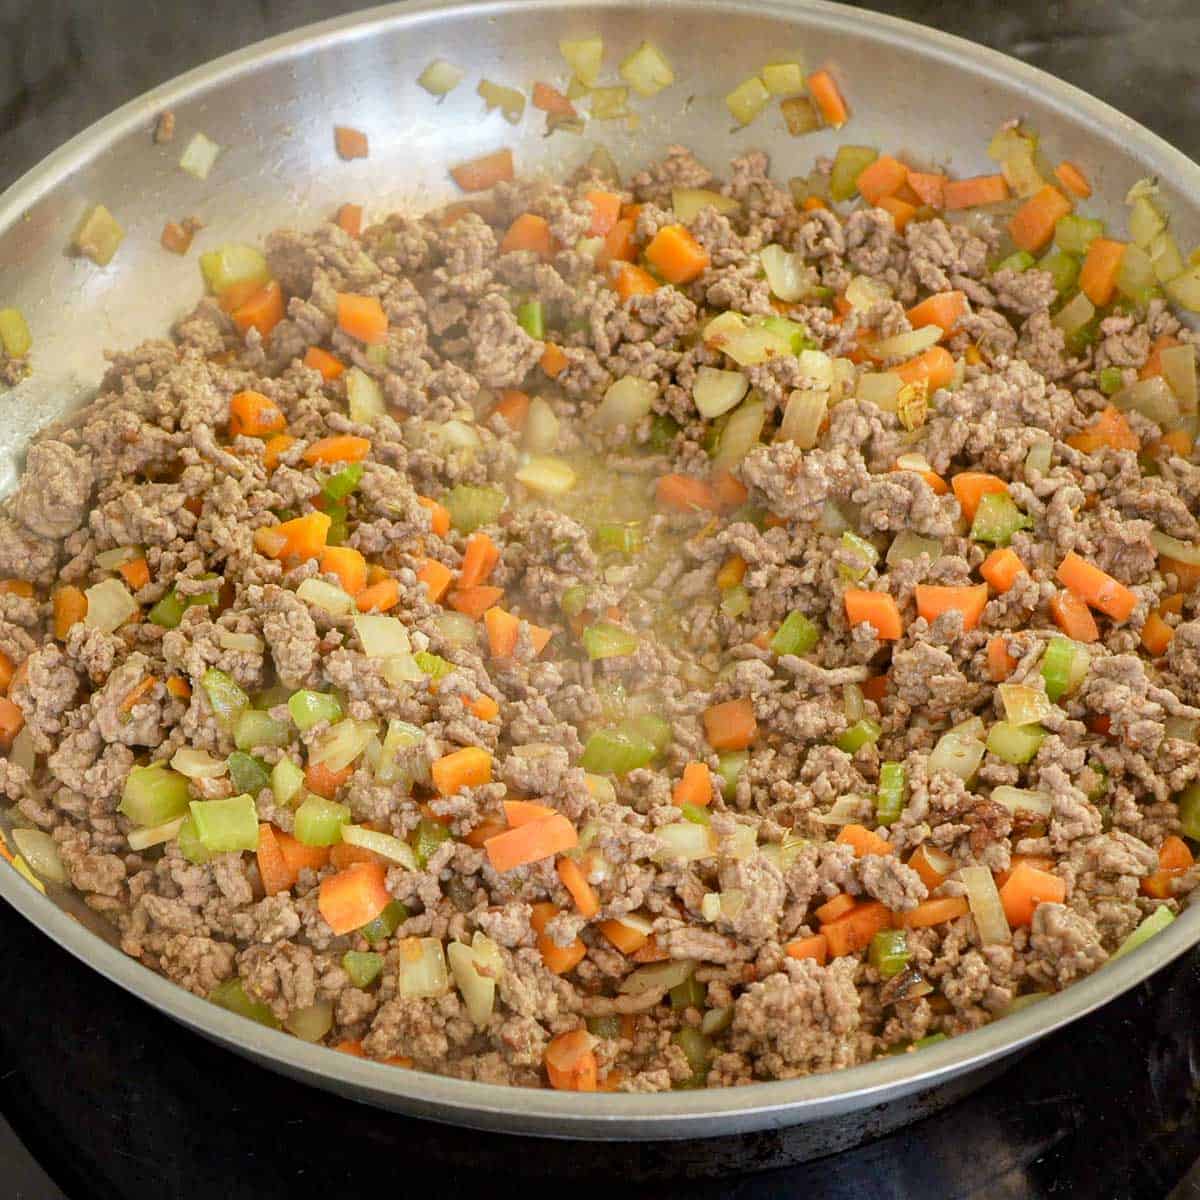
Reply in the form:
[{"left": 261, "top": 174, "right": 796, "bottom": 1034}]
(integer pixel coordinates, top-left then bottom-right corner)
[{"left": 4, "top": 3, "right": 1200, "bottom": 1197}]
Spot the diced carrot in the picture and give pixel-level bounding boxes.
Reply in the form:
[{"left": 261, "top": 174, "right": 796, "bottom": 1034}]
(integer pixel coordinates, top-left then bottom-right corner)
[
  {"left": 942, "top": 174, "right": 1009, "bottom": 210},
  {"left": 483, "top": 606, "right": 516, "bottom": 657},
  {"left": 217, "top": 278, "right": 264, "bottom": 315},
  {"left": 951, "top": 472, "right": 1008, "bottom": 523},
  {"left": 673, "top": 762, "right": 713, "bottom": 809},
  {"left": 1008, "top": 185, "right": 1073, "bottom": 253},
  {"left": 556, "top": 856, "right": 600, "bottom": 918},
  {"left": 415, "top": 495, "right": 450, "bottom": 538},
  {"left": 843, "top": 589, "right": 903, "bottom": 640},
  {"left": 465, "top": 693, "right": 499, "bottom": 721},
  {"left": 999, "top": 861, "right": 1066, "bottom": 927},
  {"left": 417, "top": 558, "right": 454, "bottom": 604},
  {"left": 802, "top": 196, "right": 828, "bottom": 212},
  {"left": 265, "top": 512, "right": 331, "bottom": 560},
  {"left": 335, "top": 1040, "right": 366, "bottom": 1057},
  {"left": 1140, "top": 333, "right": 1183, "bottom": 381},
  {"left": 451, "top": 148, "right": 514, "bottom": 192},
  {"left": 1161, "top": 557, "right": 1200, "bottom": 593},
  {"left": 856, "top": 155, "right": 909, "bottom": 205},
  {"left": 448, "top": 586, "right": 504, "bottom": 620},
  {"left": 894, "top": 896, "right": 971, "bottom": 929},
  {"left": 304, "top": 760, "right": 353, "bottom": 801},
  {"left": 717, "top": 556, "right": 747, "bottom": 592},
  {"left": 229, "top": 390, "right": 287, "bottom": 439},
  {"left": 302, "top": 435, "right": 371, "bottom": 465},
  {"left": 256, "top": 824, "right": 295, "bottom": 895},
  {"left": 1056, "top": 551, "right": 1137, "bottom": 622},
  {"left": 1065, "top": 404, "right": 1140, "bottom": 454},
  {"left": 231, "top": 281, "right": 285, "bottom": 338},
  {"left": 0, "top": 650, "right": 14, "bottom": 696},
  {"left": 906, "top": 170, "right": 947, "bottom": 209},
  {"left": 492, "top": 389, "right": 530, "bottom": 430},
  {"left": 487, "top": 815, "right": 578, "bottom": 874},
  {"left": 785, "top": 934, "right": 829, "bottom": 965},
  {"left": 822, "top": 901, "right": 893, "bottom": 958},
  {"left": 0, "top": 579, "right": 33, "bottom": 597},
  {"left": 915, "top": 583, "right": 989, "bottom": 632},
  {"left": 119, "top": 675, "right": 158, "bottom": 714},
  {"left": 907, "top": 844, "right": 953, "bottom": 891},
  {"left": 336, "top": 203, "right": 363, "bottom": 238},
  {"left": 614, "top": 263, "right": 659, "bottom": 301},
  {"left": 891, "top": 463, "right": 949, "bottom": 495},
  {"left": 993, "top": 854, "right": 1057, "bottom": 890},
  {"left": 601, "top": 217, "right": 639, "bottom": 266},
  {"left": 432, "top": 746, "right": 493, "bottom": 796},
  {"left": 1147, "top": 429, "right": 1194, "bottom": 462},
  {"left": 503, "top": 799, "right": 557, "bottom": 827},
  {"left": 318, "top": 861, "right": 389, "bottom": 935},
  {"left": 463, "top": 816, "right": 508, "bottom": 849},
  {"left": 1079, "top": 238, "right": 1127, "bottom": 307},
  {"left": 53, "top": 586, "right": 87, "bottom": 640},
  {"left": 303, "top": 347, "right": 345, "bottom": 381},
  {"left": 987, "top": 635, "right": 1019, "bottom": 683},
  {"left": 276, "top": 830, "right": 330, "bottom": 877},
  {"left": 1088, "top": 714, "right": 1112, "bottom": 737},
  {"left": 160, "top": 220, "right": 197, "bottom": 255},
  {"left": 0, "top": 697, "right": 22, "bottom": 751},
  {"left": 862, "top": 674, "right": 889, "bottom": 703},
  {"left": 586, "top": 190, "right": 623, "bottom": 237},
  {"left": 892, "top": 345, "right": 955, "bottom": 391},
  {"left": 702, "top": 698, "right": 757, "bottom": 751},
  {"left": 814, "top": 893, "right": 857, "bottom": 924},
  {"left": 1161, "top": 593, "right": 1186, "bottom": 616},
  {"left": 356, "top": 578, "right": 400, "bottom": 613},
  {"left": 599, "top": 918, "right": 649, "bottom": 955},
  {"left": 1054, "top": 161, "right": 1092, "bottom": 199},
  {"left": 335, "top": 293, "right": 388, "bottom": 344},
  {"left": 806, "top": 69, "right": 848, "bottom": 128},
  {"left": 835, "top": 824, "right": 893, "bottom": 858},
  {"left": 459, "top": 532, "right": 501, "bottom": 589},
  {"left": 644, "top": 224, "right": 710, "bottom": 285},
  {"left": 540, "top": 343, "right": 569, "bottom": 378},
  {"left": 262, "top": 434, "right": 296, "bottom": 471},
  {"left": 620, "top": 203, "right": 643, "bottom": 222},
  {"left": 165, "top": 675, "right": 191, "bottom": 701},
  {"left": 980, "top": 547, "right": 1027, "bottom": 594},
  {"left": 319, "top": 545, "right": 367, "bottom": 595},
  {"left": 1141, "top": 610, "right": 1175, "bottom": 657},
  {"left": 499, "top": 212, "right": 555, "bottom": 259},
  {"left": 1141, "top": 835, "right": 1195, "bottom": 899},
  {"left": 630, "top": 935, "right": 669, "bottom": 963},
  {"left": 334, "top": 125, "right": 368, "bottom": 160},
  {"left": 545, "top": 1028, "right": 598, "bottom": 1092},
  {"left": 1049, "top": 590, "right": 1100, "bottom": 643},
  {"left": 656, "top": 473, "right": 721, "bottom": 514},
  {"left": 906, "top": 291, "right": 967, "bottom": 339},
  {"left": 876, "top": 193, "right": 916, "bottom": 231},
  {"left": 117, "top": 556, "right": 151, "bottom": 592},
  {"left": 329, "top": 842, "right": 381, "bottom": 870}
]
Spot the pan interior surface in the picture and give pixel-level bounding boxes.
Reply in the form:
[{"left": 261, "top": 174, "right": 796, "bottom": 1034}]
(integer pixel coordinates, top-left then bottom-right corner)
[{"left": 0, "top": 0, "right": 1198, "bottom": 1140}]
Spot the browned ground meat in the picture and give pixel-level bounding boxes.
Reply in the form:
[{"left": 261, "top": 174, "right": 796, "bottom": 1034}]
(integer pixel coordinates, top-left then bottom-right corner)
[{"left": 1, "top": 142, "right": 1197, "bottom": 1095}]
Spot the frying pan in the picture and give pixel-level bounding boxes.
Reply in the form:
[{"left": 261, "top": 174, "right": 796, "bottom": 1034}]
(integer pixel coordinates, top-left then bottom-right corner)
[{"left": 0, "top": 0, "right": 1197, "bottom": 1142}]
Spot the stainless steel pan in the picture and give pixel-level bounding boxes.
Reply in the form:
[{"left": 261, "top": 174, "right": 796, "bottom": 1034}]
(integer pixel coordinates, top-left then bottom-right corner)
[{"left": 1, "top": 0, "right": 1197, "bottom": 1142}]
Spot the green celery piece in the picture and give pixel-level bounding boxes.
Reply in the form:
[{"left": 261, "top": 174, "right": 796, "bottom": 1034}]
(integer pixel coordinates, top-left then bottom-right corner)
[
  {"left": 1111, "top": 904, "right": 1174, "bottom": 960},
  {"left": 1098, "top": 366, "right": 1125, "bottom": 396},
  {"left": 680, "top": 802, "right": 711, "bottom": 826},
  {"left": 582, "top": 621, "right": 639, "bottom": 660},
  {"left": 839, "top": 530, "right": 879, "bottom": 581},
  {"left": 1084, "top": 760, "right": 1109, "bottom": 802},
  {"left": 986, "top": 721, "right": 1046, "bottom": 765},
  {"left": 1054, "top": 214, "right": 1104, "bottom": 256},
  {"left": 209, "top": 978, "right": 280, "bottom": 1029},
  {"left": 868, "top": 929, "right": 910, "bottom": 979},
  {"left": 915, "top": 1032, "right": 947, "bottom": 1050},
  {"left": 994, "top": 249, "right": 1035, "bottom": 273},
  {"left": 831, "top": 145, "right": 878, "bottom": 202},
  {"left": 288, "top": 689, "right": 343, "bottom": 732},
  {"left": 227, "top": 751, "right": 271, "bottom": 795},
  {"left": 322, "top": 463, "right": 364, "bottom": 501},
  {"left": 761, "top": 314, "right": 814, "bottom": 354},
  {"left": 1064, "top": 317, "right": 1100, "bottom": 355},
  {"left": 587, "top": 1014, "right": 624, "bottom": 1039},
  {"left": 623, "top": 713, "right": 671, "bottom": 757},
  {"left": 771, "top": 610, "right": 820, "bottom": 657},
  {"left": 119, "top": 764, "right": 192, "bottom": 827},
  {"left": 293, "top": 795, "right": 351, "bottom": 846},
  {"left": 581, "top": 726, "right": 656, "bottom": 775},
  {"left": 876, "top": 761, "right": 907, "bottom": 825},
  {"left": 342, "top": 950, "right": 385, "bottom": 988},
  {"left": 595, "top": 522, "right": 642, "bottom": 555},
  {"left": 148, "top": 588, "right": 189, "bottom": 629},
  {"left": 271, "top": 757, "right": 305, "bottom": 806},
  {"left": 671, "top": 1027, "right": 712, "bottom": 1087},
  {"left": 1177, "top": 783, "right": 1200, "bottom": 841},
  {"left": 517, "top": 299, "right": 545, "bottom": 339},
  {"left": 201, "top": 668, "right": 250, "bottom": 730},
  {"left": 1038, "top": 249, "right": 1080, "bottom": 296},
  {"left": 717, "top": 750, "right": 748, "bottom": 800},
  {"left": 324, "top": 499, "right": 348, "bottom": 547},
  {"left": 669, "top": 973, "right": 705, "bottom": 1010},
  {"left": 254, "top": 684, "right": 292, "bottom": 711},
  {"left": 415, "top": 651, "right": 453, "bottom": 679},
  {"left": 359, "top": 899, "right": 409, "bottom": 944},
  {"left": 648, "top": 414, "right": 680, "bottom": 453},
  {"left": 189, "top": 795, "right": 260, "bottom": 853},
  {"left": 836, "top": 718, "right": 882, "bottom": 754},
  {"left": 560, "top": 585, "right": 589, "bottom": 618},
  {"left": 731, "top": 503, "right": 767, "bottom": 529},
  {"left": 970, "top": 491, "right": 1031, "bottom": 546},
  {"left": 411, "top": 817, "right": 452, "bottom": 868},
  {"left": 720, "top": 584, "right": 750, "bottom": 618},
  {"left": 176, "top": 814, "right": 210, "bottom": 864},
  {"left": 233, "top": 708, "right": 291, "bottom": 752},
  {"left": 442, "top": 484, "right": 506, "bottom": 533},
  {"left": 1042, "top": 636, "right": 1085, "bottom": 702}
]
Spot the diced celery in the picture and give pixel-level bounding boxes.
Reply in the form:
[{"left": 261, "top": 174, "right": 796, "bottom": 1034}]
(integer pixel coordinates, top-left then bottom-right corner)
[
  {"left": 581, "top": 726, "right": 657, "bottom": 774},
  {"left": 717, "top": 750, "right": 748, "bottom": 799},
  {"left": 288, "top": 689, "right": 343, "bottom": 732},
  {"left": 986, "top": 721, "right": 1046, "bottom": 765},
  {"left": 560, "top": 585, "right": 589, "bottom": 618},
  {"left": 994, "top": 249, "right": 1035, "bottom": 273},
  {"left": 624, "top": 713, "right": 671, "bottom": 757},
  {"left": 119, "top": 764, "right": 192, "bottom": 827},
  {"left": 208, "top": 978, "right": 280, "bottom": 1028},
  {"left": 915, "top": 1033, "right": 947, "bottom": 1049},
  {"left": 1054, "top": 214, "right": 1104, "bottom": 257},
  {"left": 1111, "top": 904, "right": 1174, "bottom": 960},
  {"left": 198, "top": 244, "right": 269, "bottom": 294},
  {"left": 360, "top": 899, "right": 409, "bottom": 944},
  {"left": 1065, "top": 317, "right": 1101, "bottom": 354},
  {"left": 876, "top": 762, "right": 907, "bottom": 825},
  {"left": 415, "top": 651, "right": 453, "bottom": 679},
  {"left": 582, "top": 621, "right": 639, "bottom": 660},
  {"left": 342, "top": 950, "right": 385, "bottom": 988},
  {"left": 442, "top": 484, "right": 506, "bottom": 533},
  {"left": 271, "top": 757, "right": 305, "bottom": 806},
  {"left": 836, "top": 718, "right": 882, "bottom": 754},
  {"left": 1098, "top": 366, "right": 1125, "bottom": 396},
  {"left": 771, "top": 610, "right": 820, "bottom": 657},
  {"left": 761, "top": 314, "right": 815, "bottom": 354},
  {"left": 1177, "top": 782, "right": 1200, "bottom": 841},
  {"left": 175, "top": 814, "right": 210, "bottom": 864},
  {"left": 74, "top": 204, "right": 125, "bottom": 266},
  {"left": 148, "top": 588, "right": 188, "bottom": 629},
  {"left": 648, "top": 414, "right": 680, "bottom": 453},
  {"left": 869, "top": 929, "right": 910, "bottom": 978},
  {"left": 970, "top": 492, "right": 1031, "bottom": 546},
  {"left": 227, "top": 752, "right": 271, "bottom": 795},
  {"left": 588, "top": 1014, "right": 625, "bottom": 1039},
  {"left": 233, "top": 709, "right": 290, "bottom": 752},
  {"left": 1042, "top": 636, "right": 1089, "bottom": 702},
  {"left": 595, "top": 522, "right": 642, "bottom": 555},
  {"left": 669, "top": 972, "right": 705, "bottom": 1010},
  {"left": 1038, "top": 249, "right": 1080, "bottom": 296},
  {"left": 680, "top": 802, "right": 711, "bottom": 826},
  {"left": 0, "top": 307, "right": 32, "bottom": 358},
  {"left": 830, "top": 145, "right": 878, "bottom": 202},
  {"left": 293, "top": 795, "right": 350, "bottom": 846},
  {"left": 411, "top": 817, "right": 452, "bottom": 868},
  {"left": 517, "top": 300, "right": 545, "bottom": 339},
  {"left": 720, "top": 584, "right": 750, "bottom": 618},
  {"left": 322, "top": 463, "right": 364, "bottom": 501},
  {"left": 324, "top": 498, "right": 348, "bottom": 546},
  {"left": 201, "top": 668, "right": 250, "bottom": 730},
  {"left": 189, "top": 795, "right": 259, "bottom": 853},
  {"left": 839, "top": 530, "right": 879, "bottom": 581},
  {"left": 671, "top": 1027, "right": 711, "bottom": 1087}
]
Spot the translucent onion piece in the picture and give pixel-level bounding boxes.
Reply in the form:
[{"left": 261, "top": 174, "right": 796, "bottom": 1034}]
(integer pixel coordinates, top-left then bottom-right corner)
[
  {"left": 989, "top": 786, "right": 1053, "bottom": 817},
  {"left": 798, "top": 349, "right": 834, "bottom": 389},
  {"left": 778, "top": 388, "right": 826, "bottom": 449},
  {"left": 1151, "top": 529, "right": 1200, "bottom": 565},
  {"left": 559, "top": 35, "right": 604, "bottom": 86},
  {"left": 722, "top": 823, "right": 758, "bottom": 861},
  {"left": 374, "top": 719, "right": 426, "bottom": 786},
  {"left": 309, "top": 717, "right": 379, "bottom": 772},
  {"left": 1148, "top": 231, "right": 1186, "bottom": 285},
  {"left": 396, "top": 937, "right": 450, "bottom": 998},
  {"left": 127, "top": 815, "right": 187, "bottom": 852},
  {"left": 94, "top": 546, "right": 140, "bottom": 570},
  {"left": 886, "top": 531, "right": 943, "bottom": 566},
  {"left": 447, "top": 933, "right": 504, "bottom": 1027},
  {"left": 619, "top": 41, "right": 674, "bottom": 97},
  {"left": 998, "top": 683, "right": 1055, "bottom": 727},
  {"left": 438, "top": 419, "right": 482, "bottom": 454},
  {"left": 693, "top": 366, "right": 749, "bottom": 419},
  {"left": 83, "top": 578, "right": 138, "bottom": 634},
  {"left": 524, "top": 396, "right": 560, "bottom": 452},
  {"left": 818, "top": 500, "right": 851, "bottom": 535},
  {"left": 285, "top": 1000, "right": 334, "bottom": 1043},
  {"left": 703, "top": 311, "right": 793, "bottom": 366},
  {"left": 515, "top": 455, "right": 577, "bottom": 496},
  {"left": 760, "top": 245, "right": 818, "bottom": 302},
  {"left": 170, "top": 746, "right": 228, "bottom": 779},
  {"left": 179, "top": 132, "right": 222, "bottom": 180},
  {"left": 417, "top": 59, "right": 464, "bottom": 96},
  {"left": 929, "top": 728, "right": 986, "bottom": 781},
  {"left": 712, "top": 397, "right": 766, "bottom": 472},
  {"left": 595, "top": 375, "right": 657, "bottom": 429},
  {"left": 1128, "top": 193, "right": 1166, "bottom": 248},
  {"left": 296, "top": 577, "right": 355, "bottom": 616},
  {"left": 1050, "top": 291, "right": 1094, "bottom": 335},
  {"left": 671, "top": 188, "right": 740, "bottom": 222},
  {"left": 1025, "top": 438, "right": 1053, "bottom": 476},
  {"left": 856, "top": 372, "right": 902, "bottom": 412},
  {"left": 477, "top": 79, "right": 526, "bottom": 124},
  {"left": 216, "top": 629, "right": 265, "bottom": 654},
  {"left": 1160, "top": 344, "right": 1198, "bottom": 414},
  {"left": 589, "top": 86, "right": 629, "bottom": 120},
  {"left": 8, "top": 726, "right": 35, "bottom": 774},
  {"left": 11, "top": 828, "right": 67, "bottom": 883},
  {"left": 1113, "top": 376, "right": 1179, "bottom": 427},
  {"left": 1116, "top": 243, "right": 1156, "bottom": 300},
  {"left": 346, "top": 367, "right": 385, "bottom": 424},
  {"left": 381, "top": 653, "right": 425, "bottom": 689},
  {"left": 870, "top": 325, "right": 942, "bottom": 360},
  {"left": 761, "top": 61, "right": 805, "bottom": 96},
  {"left": 613, "top": 910, "right": 655, "bottom": 936},
  {"left": 725, "top": 76, "right": 771, "bottom": 126},
  {"left": 341, "top": 823, "right": 418, "bottom": 869},
  {"left": 815, "top": 794, "right": 867, "bottom": 826},
  {"left": 655, "top": 821, "right": 715, "bottom": 862},
  {"left": 845, "top": 274, "right": 892, "bottom": 312},
  {"left": 959, "top": 864, "right": 1011, "bottom": 945},
  {"left": 619, "top": 958, "right": 696, "bottom": 995},
  {"left": 353, "top": 614, "right": 412, "bottom": 658},
  {"left": 701, "top": 892, "right": 721, "bottom": 922}
]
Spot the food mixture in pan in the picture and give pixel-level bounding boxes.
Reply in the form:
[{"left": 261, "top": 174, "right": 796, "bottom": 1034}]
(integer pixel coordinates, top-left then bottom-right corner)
[{"left": 2, "top": 66, "right": 1200, "bottom": 1093}]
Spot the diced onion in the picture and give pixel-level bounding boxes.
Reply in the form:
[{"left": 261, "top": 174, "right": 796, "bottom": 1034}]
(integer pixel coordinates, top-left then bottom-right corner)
[
  {"left": 559, "top": 35, "right": 604, "bottom": 86},
  {"left": 515, "top": 455, "right": 577, "bottom": 496},
  {"left": 417, "top": 59, "right": 464, "bottom": 96},
  {"left": 94, "top": 546, "right": 140, "bottom": 570},
  {"left": 856, "top": 372, "right": 902, "bottom": 412},
  {"left": 341, "top": 823, "right": 418, "bottom": 869},
  {"left": 9, "top": 726, "right": 35, "bottom": 774},
  {"left": 1051, "top": 291, "right": 1094, "bottom": 335},
  {"left": 0, "top": 308, "right": 31, "bottom": 359},
  {"left": 353, "top": 614, "right": 412, "bottom": 658},
  {"left": 1128, "top": 192, "right": 1166, "bottom": 248},
  {"left": 127, "top": 815, "right": 187, "bottom": 852},
  {"left": 1160, "top": 344, "right": 1198, "bottom": 414},
  {"left": 725, "top": 76, "right": 770, "bottom": 126},
  {"left": 671, "top": 189, "right": 740, "bottom": 222},
  {"left": 296, "top": 577, "right": 355, "bottom": 616},
  {"left": 959, "top": 864, "right": 1011, "bottom": 945},
  {"left": 438, "top": 419, "right": 482, "bottom": 454},
  {"left": 430, "top": 610, "right": 477, "bottom": 648},
  {"left": 798, "top": 349, "right": 834, "bottom": 389},
  {"left": 870, "top": 325, "right": 942, "bottom": 360},
  {"left": 845, "top": 274, "right": 892, "bottom": 312},
  {"left": 171, "top": 747, "right": 228, "bottom": 779},
  {"left": 886, "top": 530, "right": 943, "bottom": 566},
  {"left": 701, "top": 1006, "right": 734, "bottom": 1035},
  {"left": 760, "top": 245, "right": 818, "bottom": 302},
  {"left": 478, "top": 79, "right": 526, "bottom": 124},
  {"left": 396, "top": 937, "right": 450, "bottom": 997},
  {"left": 199, "top": 244, "right": 269, "bottom": 294},
  {"left": 618, "top": 958, "right": 696, "bottom": 995},
  {"left": 1165, "top": 716, "right": 1199, "bottom": 742},
  {"left": 703, "top": 312, "right": 792, "bottom": 366},
  {"left": 583, "top": 773, "right": 617, "bottom": 804},
  {"left": 1116, "top": 243, "right": 1156, "bottom": 299},
  {"left": 818, "top": 500, "right": 851, "bottom": 535},
  {"left": 11, "top": 828, "right": 67, "bottom": 883},
  {"left": 84, "top": 578, "right": 138, "bottom": 634},
  {"left": 1025, "top": 438, "right": 1053, "bottom": 476},
  {"left": 285, "top": 1000, "right": 334, "bottom": 1043},
  {"left": 989, "top": 786, "right": 1053, "bottom": 817},
  {"left": 524, "top": 396, "right": 560, "bottom": 453},
  {"left": 722, "top": 823, "right": 758, "bottom": 861},
  {"left": 998, "top": 683, "right": 1055, "bottom": 727},
  {"left": 217, "top": 629, "right": 264, "bottom": 654},
  {"left": 929, "top": 728, "right": 986, "bottom": 781},
  {"left": 613, "top": 910, "right": 655, "bottom": 936},
  {"left": 619, "top": 41, "right": 674, "bottom": 97},
  {"left": 1113, "top": 376, "right": 1179, "bottom": 427},
  {"left": 830, "top": 357, "right": 856, "bottom": 403},
  {"left": 179, "top": 132, "right": 222, "bottom": 181},
  {"left": 1148, "top": 231, "right": 1186, "bottom": 285},
  {"left": 589, "top": 86, "right": 629, "bottom": 120},
  {"left": 381, "top": 653, "right": 425, "bottom": 688},
  {"left": 655, "top": 821, "right": 715, "bottom": 862},
  {"left": 693, "top": 366, "right": 749, "bottom": 419},
  {"left": 778, "top": 388, "right": 826, "bottom": 450},
  {"left": 1151, "top": 529, "right": 1200, "bottom": 565},
  {"left": 374, "top": 719, "right": 426, "bottom": 785},
  {"left": 447, "top": 933, "right": 504, "bottom": 1027},
  {"left": 310, "top": 718, "right": 378, "bottom": 772},
  {"left": 701, "top": 892, "right": 721, "bottom": 922},
  {"left": 595, "top": 375, "right": 657, "bottom": 429},
  {"left": 346, "top": 367, "right": 385, "bottom": 424},
  {"left": 712, "top": 397, "right": 766, "bottom": 472},
  {"left": 816, "top": 794, "right": 866, "bottom": 826},
  {"left": 761, "top": 61, "right": 804, "bottom": 96}
]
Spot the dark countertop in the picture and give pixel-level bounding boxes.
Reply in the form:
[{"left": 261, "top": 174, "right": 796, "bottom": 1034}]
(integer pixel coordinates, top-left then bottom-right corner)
[{"left": 3, "top": 3, "right": 1200, "bottom": 1198}]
